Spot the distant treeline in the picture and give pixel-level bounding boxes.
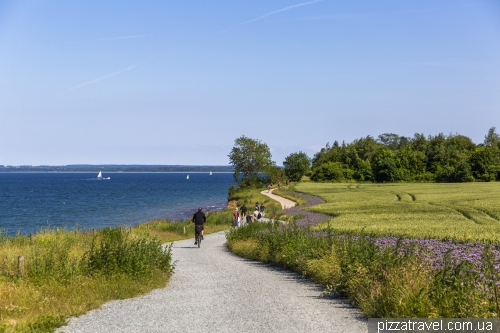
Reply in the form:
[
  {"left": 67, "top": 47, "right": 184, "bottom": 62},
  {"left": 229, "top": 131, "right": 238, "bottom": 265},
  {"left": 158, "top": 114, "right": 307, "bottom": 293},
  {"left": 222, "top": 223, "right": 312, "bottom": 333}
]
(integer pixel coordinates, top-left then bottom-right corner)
[
  {"left": 0, "top": 165, "right": 234, "bottom": 172},
  {"left": 310, "top": 127, "right": 500, "bottom": 182}
]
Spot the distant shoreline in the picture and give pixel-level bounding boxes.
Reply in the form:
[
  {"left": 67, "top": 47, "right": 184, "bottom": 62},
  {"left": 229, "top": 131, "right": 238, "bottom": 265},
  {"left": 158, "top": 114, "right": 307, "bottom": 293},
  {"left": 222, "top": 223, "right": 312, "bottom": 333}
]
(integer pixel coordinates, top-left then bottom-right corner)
[
  {"left": 0, "top": 165, "right": 234, "bottom": 173},
  {"left": 0, "top": 171, "right": 234, "bottom": 173}
]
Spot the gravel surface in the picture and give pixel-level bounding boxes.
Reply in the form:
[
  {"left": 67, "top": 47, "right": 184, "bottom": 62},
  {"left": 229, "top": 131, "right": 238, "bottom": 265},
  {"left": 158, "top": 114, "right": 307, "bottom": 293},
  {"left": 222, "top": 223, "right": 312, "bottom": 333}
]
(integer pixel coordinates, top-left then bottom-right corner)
[
  {"left": 57, "top": 231, "right": 367, "bottom": 333},
  {"left": 261, "top": 189, "right": 296, "bottom": 209}
]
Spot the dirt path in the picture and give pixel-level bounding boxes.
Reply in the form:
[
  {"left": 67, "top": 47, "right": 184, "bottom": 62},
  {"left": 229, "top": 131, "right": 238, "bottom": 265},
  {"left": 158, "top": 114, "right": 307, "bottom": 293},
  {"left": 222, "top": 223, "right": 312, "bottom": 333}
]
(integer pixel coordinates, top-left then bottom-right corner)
[
  {"left": 58, "top": 231, "right": 367, "bottom": 332},
  {"left": 260, "top": 189, "right": 296, "bottom": 209}
]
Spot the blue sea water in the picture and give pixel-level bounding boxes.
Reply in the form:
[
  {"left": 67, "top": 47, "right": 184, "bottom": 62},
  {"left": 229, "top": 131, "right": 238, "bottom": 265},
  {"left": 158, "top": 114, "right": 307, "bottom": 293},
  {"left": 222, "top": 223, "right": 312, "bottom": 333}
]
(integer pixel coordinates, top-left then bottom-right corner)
[{"left": 0, "top": 172, "right": 234, "bottom": 236}]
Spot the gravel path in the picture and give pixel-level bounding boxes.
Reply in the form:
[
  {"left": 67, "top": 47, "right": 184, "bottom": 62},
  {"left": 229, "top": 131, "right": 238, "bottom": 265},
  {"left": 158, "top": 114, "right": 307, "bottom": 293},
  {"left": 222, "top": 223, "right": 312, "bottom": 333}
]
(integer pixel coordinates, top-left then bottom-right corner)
[
  {"left": 58, "top": 231, "right": 367, "bottom": 333},
  {"left": 261, "top": 189, "right": 296, "bottom": 209}
]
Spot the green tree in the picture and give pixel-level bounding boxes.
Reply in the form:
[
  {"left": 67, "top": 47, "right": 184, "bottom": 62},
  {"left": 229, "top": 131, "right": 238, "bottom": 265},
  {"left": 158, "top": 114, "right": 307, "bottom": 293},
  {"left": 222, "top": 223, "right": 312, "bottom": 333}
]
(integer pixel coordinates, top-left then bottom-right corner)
[
  {"left": 228, "top": 136, "right": 274, "bottom": 188},
  {"left": 470, "top": 146, "right": 500, "bottom": 181},
  {"left": 266, "top": 165, "right": 286, "bottom": 184},
  {"left": 283, "top": 151, "right": 311, "bottom": 182},
  {"left": 484, "top": 127, "right": 500, "bottom": 148},
  {"left": 396, "top": 146, "right": 426, "bottom": 178},
  {"left": 351, "top": 136, "right": 380, "bottom": 161},
  {"left": 354, "top": 159, "right": 373, "bottom": 181},
  {"left": 372, "top": 148, "right": 402, "bottom": 182},
  {"left": 311, "top": 162, "right": 354, "bottom": 182},
  {"left": 378, "top": 133, "right": 410, "bottom": 151}
]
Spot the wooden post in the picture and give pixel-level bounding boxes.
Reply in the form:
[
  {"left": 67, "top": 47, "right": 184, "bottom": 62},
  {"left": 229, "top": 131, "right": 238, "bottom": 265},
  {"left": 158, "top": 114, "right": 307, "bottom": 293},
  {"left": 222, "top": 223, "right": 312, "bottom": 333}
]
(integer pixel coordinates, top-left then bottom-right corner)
[
  {"left": 18, "top": 256, "right": 24, "bottom": 276},
  {"left": 129, "top": 226, "right": 132, "bottom": 231},
  {"left": 183, "top": 226, "right": 186, "bottom": 234},
  {"left": 93, "top": 229, "right": 96, "bottom": 236},
  {"left": 30, "top": 233, "right": 34, "bottom": 245}
]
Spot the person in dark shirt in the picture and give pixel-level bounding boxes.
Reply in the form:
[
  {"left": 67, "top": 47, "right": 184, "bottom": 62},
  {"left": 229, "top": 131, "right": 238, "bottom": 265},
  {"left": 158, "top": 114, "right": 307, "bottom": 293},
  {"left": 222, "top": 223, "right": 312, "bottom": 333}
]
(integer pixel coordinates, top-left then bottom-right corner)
[
  {"left": 192, "top": 207, "right": 206, "bottom": 245},
  {"left": 240, "top": 204, "right": 248, "bottom": 218}
]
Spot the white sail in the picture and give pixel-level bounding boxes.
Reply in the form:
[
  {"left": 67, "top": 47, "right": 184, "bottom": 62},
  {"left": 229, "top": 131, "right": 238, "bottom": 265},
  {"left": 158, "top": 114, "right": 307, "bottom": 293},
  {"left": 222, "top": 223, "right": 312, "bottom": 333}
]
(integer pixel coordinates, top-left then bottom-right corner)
[
  {"left": 97, "top": 171, "right": 102, "bottom": 179},
  {"left": 210, "top": 171, "right": 212, "bottom": 175},
  {"left": 187, "top": 175, "right": 189, "bottom": 179}
]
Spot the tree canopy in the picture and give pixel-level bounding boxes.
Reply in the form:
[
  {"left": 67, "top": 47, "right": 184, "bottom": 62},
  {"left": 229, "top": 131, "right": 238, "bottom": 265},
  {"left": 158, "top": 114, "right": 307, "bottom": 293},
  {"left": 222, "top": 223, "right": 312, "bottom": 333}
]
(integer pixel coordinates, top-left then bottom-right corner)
[
  {"left": 309, "top": 128, "right": 500, "bottom": 183},
  {"left": 228, "top": 136, "right": 274, "bottom": 187},
  {"left": 283, "top": 151, "right": 311, "bottom": 182}
]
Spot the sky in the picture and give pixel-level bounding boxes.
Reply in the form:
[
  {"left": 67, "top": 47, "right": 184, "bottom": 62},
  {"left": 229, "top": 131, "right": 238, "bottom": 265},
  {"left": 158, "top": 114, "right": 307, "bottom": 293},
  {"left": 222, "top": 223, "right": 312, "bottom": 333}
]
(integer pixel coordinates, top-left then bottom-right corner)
[{"left": 0, "top": 0, "right": 499, "bottom": 166}]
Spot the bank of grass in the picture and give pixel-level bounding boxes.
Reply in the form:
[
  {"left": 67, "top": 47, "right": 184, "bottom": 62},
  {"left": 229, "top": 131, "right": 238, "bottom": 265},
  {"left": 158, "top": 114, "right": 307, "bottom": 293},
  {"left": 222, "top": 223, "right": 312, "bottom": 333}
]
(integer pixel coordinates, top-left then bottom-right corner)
[
  {"left": 0, "top": 209, "right": 233, "bottom": 332},
  {"left": 226, "top": 182, "right": 500, "bottom": 318},
  {"left": 229, "top": 187, "right": 283, "bottom": 218}
]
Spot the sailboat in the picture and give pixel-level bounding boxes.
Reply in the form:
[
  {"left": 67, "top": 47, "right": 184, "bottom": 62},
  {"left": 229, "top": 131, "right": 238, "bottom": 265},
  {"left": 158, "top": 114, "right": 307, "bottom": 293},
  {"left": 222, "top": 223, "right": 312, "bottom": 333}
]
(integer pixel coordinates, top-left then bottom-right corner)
[
  {"left": 209, "top": 171, "right": 212, "bottom": 175},
  {"left": 186, "top": 175, "right": 189, "bottom": 180},
  {"left": 97, "top": 171, "right": 110, "bottom": 180}
]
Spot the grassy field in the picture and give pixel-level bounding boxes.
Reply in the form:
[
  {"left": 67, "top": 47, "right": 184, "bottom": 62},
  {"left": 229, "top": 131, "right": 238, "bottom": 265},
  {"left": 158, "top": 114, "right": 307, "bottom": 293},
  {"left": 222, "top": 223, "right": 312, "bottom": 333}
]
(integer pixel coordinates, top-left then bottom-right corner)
[
  {"left": 0, "top": 209, "right": 233, "bottom": 333},
  {"left": 226, "top": 182, "right": 500, "bottom": 318},
  {"left": 294, "top": 182, "right": 500, "bottom": 242}
]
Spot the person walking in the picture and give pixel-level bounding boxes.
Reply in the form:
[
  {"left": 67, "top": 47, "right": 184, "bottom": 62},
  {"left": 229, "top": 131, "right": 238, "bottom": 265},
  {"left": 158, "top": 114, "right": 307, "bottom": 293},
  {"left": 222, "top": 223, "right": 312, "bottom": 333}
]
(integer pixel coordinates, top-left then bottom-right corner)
[
  {"left": 278, "top": 181, "right": 281, "bottom": 190},
  {"left": 255, "top": 202, "right": 260, "bottom": 212},
  {"left": 259, "top": 203, "right": 265, "bottom": 217},
  {"left": 232, "top": 207, "right": 240, "bottom": 229},
  {"left": 192, "top": 207, "right": 206, "bottom": 246},
  {"left": 240, "top": 204, "right": 248, "bottom": 218}
]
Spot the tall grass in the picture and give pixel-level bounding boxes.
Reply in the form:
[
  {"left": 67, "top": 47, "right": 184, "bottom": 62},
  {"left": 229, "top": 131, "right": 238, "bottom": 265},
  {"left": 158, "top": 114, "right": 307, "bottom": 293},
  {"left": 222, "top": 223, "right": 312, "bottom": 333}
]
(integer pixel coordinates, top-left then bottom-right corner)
[
  {"left": 0, "top": 227, "right": 174, "bottom": 332},
  {"left": 226, "top": 183, "right": 500, "bottom": 318},
  {"left": 0, "top": 206, "right": 235, "bottom": 332},
  {"left": 227, "top": 221, "right": 500, "bottom": 318}
]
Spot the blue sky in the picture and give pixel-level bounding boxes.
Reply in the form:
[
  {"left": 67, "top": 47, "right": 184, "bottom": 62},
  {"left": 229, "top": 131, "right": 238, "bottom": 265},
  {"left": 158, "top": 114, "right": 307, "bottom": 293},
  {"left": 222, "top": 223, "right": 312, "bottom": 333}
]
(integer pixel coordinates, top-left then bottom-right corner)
[{"left": 1, "top": 0, "right": 499, "bottom": 166}]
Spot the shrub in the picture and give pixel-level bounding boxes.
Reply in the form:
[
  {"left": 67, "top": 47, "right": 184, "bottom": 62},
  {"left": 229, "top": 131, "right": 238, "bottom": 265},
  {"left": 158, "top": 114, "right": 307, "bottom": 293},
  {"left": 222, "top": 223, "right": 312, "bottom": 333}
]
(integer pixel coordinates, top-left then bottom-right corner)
[
  {"left": 311, "top": 162, "right": 353, "bottom": 182},
  {"left": 84, "top": 228, "right": 173, "bottom": 279}
]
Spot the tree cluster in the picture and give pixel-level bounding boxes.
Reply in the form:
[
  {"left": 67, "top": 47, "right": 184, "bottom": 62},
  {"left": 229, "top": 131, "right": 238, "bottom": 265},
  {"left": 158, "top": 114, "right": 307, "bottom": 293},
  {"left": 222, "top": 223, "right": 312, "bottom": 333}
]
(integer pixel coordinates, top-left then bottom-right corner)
[{"left": 309, "top": 127, "right": 500, "bottom": 182}]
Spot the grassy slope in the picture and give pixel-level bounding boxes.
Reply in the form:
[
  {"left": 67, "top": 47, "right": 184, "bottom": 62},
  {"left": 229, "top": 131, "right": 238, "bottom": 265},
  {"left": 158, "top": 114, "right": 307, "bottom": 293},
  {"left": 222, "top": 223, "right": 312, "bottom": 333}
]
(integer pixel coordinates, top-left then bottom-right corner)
[
  {"left": 295, "top": 182, "right": 500, "bottom": 242},
  {"left": 0, "top": 210, "right": 233, "bottom": 332}
]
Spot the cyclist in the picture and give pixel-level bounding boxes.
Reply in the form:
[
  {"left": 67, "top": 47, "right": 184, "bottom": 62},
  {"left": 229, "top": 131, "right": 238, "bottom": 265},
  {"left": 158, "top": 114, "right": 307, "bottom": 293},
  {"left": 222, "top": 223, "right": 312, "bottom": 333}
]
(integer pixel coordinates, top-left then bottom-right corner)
[{"left": 192, "top": 207, "right": 206, "bottom": 245}]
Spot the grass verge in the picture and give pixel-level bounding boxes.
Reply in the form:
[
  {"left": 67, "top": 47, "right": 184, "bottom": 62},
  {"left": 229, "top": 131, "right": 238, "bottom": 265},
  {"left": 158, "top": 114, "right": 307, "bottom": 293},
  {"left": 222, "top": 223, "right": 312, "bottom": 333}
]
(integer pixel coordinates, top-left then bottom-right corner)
[
  {"left": 0, "top": 208, "right": 233, "bottom": 332},
  {"left": 226, "top": 184, "right": 500, "bottom": 318}
]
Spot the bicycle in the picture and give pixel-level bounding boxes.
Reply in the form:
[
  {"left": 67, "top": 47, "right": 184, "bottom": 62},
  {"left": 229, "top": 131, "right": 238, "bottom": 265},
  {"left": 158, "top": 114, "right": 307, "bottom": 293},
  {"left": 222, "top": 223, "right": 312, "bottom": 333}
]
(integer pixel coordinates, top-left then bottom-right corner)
[{"left": 195, "top": 225, "right": 203, "bottom": 248}]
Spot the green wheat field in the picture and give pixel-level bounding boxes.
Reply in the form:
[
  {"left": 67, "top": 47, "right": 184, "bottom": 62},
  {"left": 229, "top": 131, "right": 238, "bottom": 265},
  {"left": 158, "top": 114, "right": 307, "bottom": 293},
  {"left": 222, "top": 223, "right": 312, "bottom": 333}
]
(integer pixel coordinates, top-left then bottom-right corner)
[{"left": 295, "top": 182, "right": 500, "bottom": 242}]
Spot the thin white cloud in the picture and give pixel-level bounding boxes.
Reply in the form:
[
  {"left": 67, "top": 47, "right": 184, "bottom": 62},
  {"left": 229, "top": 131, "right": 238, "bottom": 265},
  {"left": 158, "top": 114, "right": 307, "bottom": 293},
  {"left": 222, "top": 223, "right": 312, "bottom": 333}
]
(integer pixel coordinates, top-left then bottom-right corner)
[
  {"left": 220, "top": 0, "right": 323, "bottom": 33},
  {"left": 88, "top": 34, "right": 153, "bottom": 42},
  {"left": 67, "top": 66, "right": 135, "bottom": 91},
  {"left": 67, "top": 55, "right": 157, "bottom": 92}
]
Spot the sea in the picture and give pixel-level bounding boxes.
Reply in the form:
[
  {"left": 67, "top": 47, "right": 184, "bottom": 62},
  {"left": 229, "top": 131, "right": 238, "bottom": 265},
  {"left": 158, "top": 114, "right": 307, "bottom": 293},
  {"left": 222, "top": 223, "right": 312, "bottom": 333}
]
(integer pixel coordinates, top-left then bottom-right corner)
[{"left": 0, "top": 172, "right": 234, "bottom": 236}]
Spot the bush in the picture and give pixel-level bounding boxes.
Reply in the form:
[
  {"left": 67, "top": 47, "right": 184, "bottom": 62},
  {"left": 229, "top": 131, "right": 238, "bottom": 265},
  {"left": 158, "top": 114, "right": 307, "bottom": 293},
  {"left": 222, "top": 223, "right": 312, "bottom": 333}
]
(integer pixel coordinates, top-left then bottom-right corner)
[
  {"left": 84, "top": 228, "right": 173, "bottom": 279},
  {"left": 311, "top": 162, "right": 353, "bottom": 182}
]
